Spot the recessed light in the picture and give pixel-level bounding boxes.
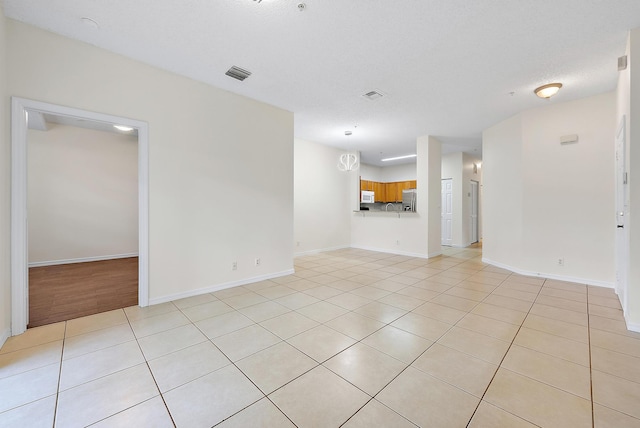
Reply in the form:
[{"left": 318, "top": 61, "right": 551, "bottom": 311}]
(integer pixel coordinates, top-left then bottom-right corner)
[
  {"left": 534, "top": 83, "right": 562, "bottom": 99},
  {"left": 114, "top": 125, "right": 134, "bottom": 132},
  {"left": 381, "top": 154, "right": 417, "bottom": 162}
]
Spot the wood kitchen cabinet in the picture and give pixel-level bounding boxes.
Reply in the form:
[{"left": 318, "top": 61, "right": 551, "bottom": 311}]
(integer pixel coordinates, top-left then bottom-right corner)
[
  {"left": 383, "top": 182, "right": 397, "bottom": 202},
  {"left": 373, "top": 181, "right": 385, "bottom": 202},
  {"left": 360, "top": 179, "right": 417, "bottom": 202},
  {"left": 360, "top": 179, "right": 374, "bottom": 191}
]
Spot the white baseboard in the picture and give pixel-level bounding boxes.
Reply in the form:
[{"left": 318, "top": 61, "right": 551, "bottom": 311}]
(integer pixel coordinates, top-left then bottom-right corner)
[
  {"left": 350, "top": 245, "right": 430, "bottom": 259},
  {"left": 624, "top": 313, "right": 640, "bottom": 333},
  {"left": 626, "top": 321, "right": 640, "bottom": 333},
  {"left": 482, "top": 257, "right": 615, "bottom": 288},
  {"left": 0, "top": 327, "right": 10, "bottom": 349},
  {"left": 294, "top": 245, "right": 350, "bottom": 257},
  {"left": 29, "top": 253, "right": 139, "bottom": 268},
  {"left": 148, "top": 268, "right": 296, "bottom": 306}
]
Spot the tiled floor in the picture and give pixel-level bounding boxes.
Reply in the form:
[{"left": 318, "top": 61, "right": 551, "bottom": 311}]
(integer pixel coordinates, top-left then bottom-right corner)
[{"left": 1, "top": 246, "right": 640, "bottom": 427}]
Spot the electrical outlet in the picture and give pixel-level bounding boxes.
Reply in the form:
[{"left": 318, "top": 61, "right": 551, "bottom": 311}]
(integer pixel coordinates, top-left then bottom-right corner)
[
  {"left": 557, "top": 258, "right": 564, "bottom": 266},
  {"left": 255, "top": 258, "right": 261, "bottom": 266},
  {"left": 232, "top": 261, "right": 237, "bottom": 271}
]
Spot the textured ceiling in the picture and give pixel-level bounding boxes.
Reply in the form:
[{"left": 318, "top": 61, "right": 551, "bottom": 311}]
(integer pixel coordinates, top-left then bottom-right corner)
[{"left": 5, "top": 0, "right": 640, "bottom": 165}]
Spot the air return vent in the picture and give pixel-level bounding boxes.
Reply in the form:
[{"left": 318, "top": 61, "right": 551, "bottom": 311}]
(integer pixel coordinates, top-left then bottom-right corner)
[
  {"left": 362, "top": 90, "right": 384, "bottom": 100},
  {"left": 225, "top": 66, "right": 252, "bottom": 81}
]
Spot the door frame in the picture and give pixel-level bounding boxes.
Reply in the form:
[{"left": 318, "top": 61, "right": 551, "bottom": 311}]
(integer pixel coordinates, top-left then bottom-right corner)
[
  {"left": 615, "top": 115, "right": 628, "bottom": 313},
  {"left": 11, "top": 97, "right": 150, "bottom": 336},
  {"left": 441, "top": 178, "right": 453, "bottom": 246},
  {"left": 470, "top": 180, "right": 479, "bottom": 244}
]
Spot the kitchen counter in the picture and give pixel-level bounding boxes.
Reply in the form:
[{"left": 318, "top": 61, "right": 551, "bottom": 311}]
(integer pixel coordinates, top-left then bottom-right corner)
[{"left": 353, "top": 209, "right": 418, "bottom": 217}]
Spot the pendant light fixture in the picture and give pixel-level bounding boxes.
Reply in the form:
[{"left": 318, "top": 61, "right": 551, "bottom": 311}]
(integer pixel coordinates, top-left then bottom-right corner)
[{"left": 337, "top": 153, "right": 358, "bottom": 171}]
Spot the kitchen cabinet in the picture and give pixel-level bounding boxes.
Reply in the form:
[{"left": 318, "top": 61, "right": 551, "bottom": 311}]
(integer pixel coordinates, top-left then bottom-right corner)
[
  {"left": 360, "top": 179, "right": 417, "bottom": 202},
  {"left": 360, "top": 180, "right": 374, "bottom": 192},
  {"left": 373, "top": 181, "right": 385, "bottom": 202}
]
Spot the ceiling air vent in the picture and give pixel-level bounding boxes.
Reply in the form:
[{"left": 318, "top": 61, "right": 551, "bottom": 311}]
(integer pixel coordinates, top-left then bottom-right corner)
[
  {"left": 225, "top": 66, "right": 252, "bottom": 81},
  {"left": 362, "top": 90, "right": 384, "bottom": 101}
]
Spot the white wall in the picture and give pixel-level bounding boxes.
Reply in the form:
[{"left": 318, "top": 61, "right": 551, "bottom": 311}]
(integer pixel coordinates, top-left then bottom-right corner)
[
  {"left": 617, "top": 28, "right": 640, "bottom": 331},
  {"left": 483, "top": 115, "right": 524, "bottom": 268},
  {"left": 6, "top": 20, "right": 294, "bottom": 303},
  {"left": 360, "top": 162, "right": 416, "bottom": 182},
  {"left": 0, "top": 7, "right": 10, "bottom": 346},
  {"left": 294, "top": 139, "right": 352, "bottom": 254},
  {"left": 483, "top": 92, "right": 615, "bottom": 286},
  {"left": 27, "top": 124, "right": 138, "bottom": 264},
  {"left": 380, "top": 163, "right": 416, "bottom": 182},
  {"left": 425, "top": 137, "right": 443, "bottom": 257},
  {"left": 360, "top": 163, "right": 382, "bottom": 181}
]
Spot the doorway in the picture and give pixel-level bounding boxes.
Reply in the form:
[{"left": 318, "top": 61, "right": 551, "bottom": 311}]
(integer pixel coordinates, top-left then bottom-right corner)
[
  {"left": 26, "top": 113, "right": 139, "bottom": 327},
  {"left": 615, "top": 116, "right": 628, "bottom": 313},
  {"left": 470, "top": 180, "right": 479, "bottom": 244},
  {"left": 441, "top": 179, "right": 453, "bottom": 246},
  {"left": 11, "top": 97, "right": 150, "bottom": 336}
]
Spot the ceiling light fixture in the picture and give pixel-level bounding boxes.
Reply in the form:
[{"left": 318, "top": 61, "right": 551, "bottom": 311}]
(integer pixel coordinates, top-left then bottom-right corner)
[
  {"left": 345, "top": 130, "right": 352, "bottom": 136},
  {"left": 534, "top": 83, "right": 562, "bottom": 99},
  {"left": 337, "top": 154, "right": 358, "bottom": 172},
  {"left": 113, "top": 125, "right": 134, "bottom": 132},
  {"left": 381, "top": 154, "right": 417, "bottom": 162}
]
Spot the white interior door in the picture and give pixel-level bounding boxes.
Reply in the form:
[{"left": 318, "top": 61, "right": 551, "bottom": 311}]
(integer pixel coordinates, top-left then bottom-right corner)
[
  {"left": 470, "top": 180, "right": 479, "bottom": 243},
  {"left": 441, "top": 179, "right": 453, "bottom": 246},
  {"left": 615, "top": 116, "right": 628, "bottom": 312}
]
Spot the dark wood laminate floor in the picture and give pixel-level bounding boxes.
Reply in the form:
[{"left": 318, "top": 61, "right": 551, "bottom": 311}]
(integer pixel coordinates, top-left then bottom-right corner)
[{"left": 28, "top": 257, "right": 138, "bottom": 328}]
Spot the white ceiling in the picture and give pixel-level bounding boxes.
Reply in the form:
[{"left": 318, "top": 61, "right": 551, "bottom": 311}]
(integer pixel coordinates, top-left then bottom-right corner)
[{"left": 5, "top": 1, "right": 640, "bottom": 166}]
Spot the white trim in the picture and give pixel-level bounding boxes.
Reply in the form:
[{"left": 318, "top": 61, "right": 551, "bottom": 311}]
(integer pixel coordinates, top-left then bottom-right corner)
[
  {"left": 28, "top": 253, "right": 139, "bottom": 268},
  {"left": 11, "top": 99, "right": 28, "bottom": 336},
  {"left": 148, "top": 269, "right": 295, "bottom": 306},
  {"left": 10, "top": 97, "right": 150, "bottom": 336},
  {"left": 482, "top": 257, "right": 615, "bottom": 288},
  {"left": 0, "top": 328, "right": 10, "bottom": 349},
  {"left": 294, "top": 246, "right": 350, "bottom": 257},
  {"left": 625, "top": 316, "right": 640, "bottom": 333},
  {"left": 350, "top": 245, "right": 432, "bottom": 259}
]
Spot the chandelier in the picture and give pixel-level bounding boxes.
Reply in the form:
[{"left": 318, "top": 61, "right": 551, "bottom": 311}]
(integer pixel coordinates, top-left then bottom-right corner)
[{"left": 337, "top": 153, "right": 358, "bottom": 172}]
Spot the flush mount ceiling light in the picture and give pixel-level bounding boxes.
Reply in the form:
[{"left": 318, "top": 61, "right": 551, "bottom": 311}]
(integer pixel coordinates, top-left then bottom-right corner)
[
  {"left": 381, "top": 154, "right": 417, "bottom": 162},
  {"left": 534, "top": 83, "right": 563, "bottom": 99},
  {"left": 113, "top": 125, "right": 134, "bottom": 132}
]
